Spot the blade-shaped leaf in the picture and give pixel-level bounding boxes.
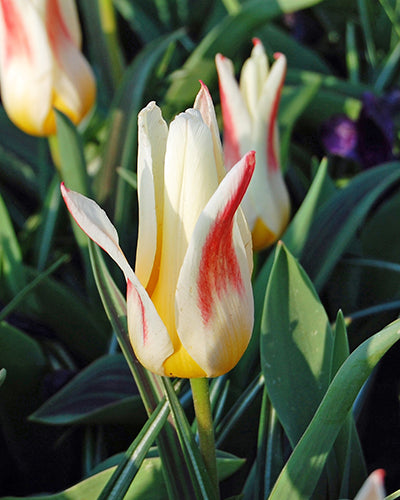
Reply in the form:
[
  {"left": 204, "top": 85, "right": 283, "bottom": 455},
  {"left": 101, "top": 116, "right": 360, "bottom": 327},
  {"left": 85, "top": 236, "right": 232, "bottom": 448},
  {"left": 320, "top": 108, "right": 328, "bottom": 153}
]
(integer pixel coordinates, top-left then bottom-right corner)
[
  {"left": 300, "top": 162, "right": 400, "bottom": 291},
  {"left": 30, "top": 354, "right": 145, "bottom": 426},
  {"left": 97, "top": 397, "right": 170, "bottom": 500},
  {"left": 261, "top": 242, "right": 333, "bottom": 448},
  {"left": 267, "top": 318, "right": 400, "bottom": 499}
]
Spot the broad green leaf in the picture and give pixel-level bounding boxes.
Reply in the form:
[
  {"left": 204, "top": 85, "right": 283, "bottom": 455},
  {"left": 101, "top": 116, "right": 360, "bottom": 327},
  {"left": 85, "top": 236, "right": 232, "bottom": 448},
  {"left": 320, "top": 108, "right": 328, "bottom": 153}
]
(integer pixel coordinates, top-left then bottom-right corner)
[
  {"left": 55, "top": 111, "right": 94, "bottom": 291},
  {"left": 165, "top": 0, "right": 326, "bottom": 110},
  {"left": 267, "top": 318, "right": 400, "bottom": 499},
  {"left": 55, "top": 112, "right": 90, "bottom": 196},
  {"left": 261, "top": 242, "right": 333, "bottom": 447},
  {"left": 0, "top": 322, "right": 47, "bottom": 399},
  {"left": 0, "top": 191, "right": 26, "bottom": 297},
  {"left": 300, "top": 162, "right": 400, "bottom": 291},
  {"left": 30, "top": 354, "right": 145, "bottom": 426}
]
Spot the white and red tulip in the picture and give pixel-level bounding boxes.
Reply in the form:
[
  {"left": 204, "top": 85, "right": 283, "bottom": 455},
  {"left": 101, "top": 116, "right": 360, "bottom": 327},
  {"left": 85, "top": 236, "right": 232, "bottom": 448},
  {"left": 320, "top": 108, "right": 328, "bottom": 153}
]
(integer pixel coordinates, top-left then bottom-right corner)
[
  {"left": 61, "top": 84, "right": 255, "bottom": 378},
  {"left": 216, "top": 39, "right": 290, "bottom": 251},
  {"left": 0, "top": 0, "right": 96, "bottom": 136},
  {"left": 354, "top": 470, "right": 385, "bottom": 500}
]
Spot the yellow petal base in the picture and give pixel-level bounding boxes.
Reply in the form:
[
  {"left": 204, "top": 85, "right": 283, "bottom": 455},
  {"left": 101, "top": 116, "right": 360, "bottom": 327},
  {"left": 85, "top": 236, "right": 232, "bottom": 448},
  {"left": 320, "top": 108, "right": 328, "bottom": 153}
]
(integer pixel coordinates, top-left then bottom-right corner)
[
  {"left": 163, "top": 344, "right": 207, "bottom": 378},
  {"left": 251, "top": 217, "right": 277, "bottom": 252}
]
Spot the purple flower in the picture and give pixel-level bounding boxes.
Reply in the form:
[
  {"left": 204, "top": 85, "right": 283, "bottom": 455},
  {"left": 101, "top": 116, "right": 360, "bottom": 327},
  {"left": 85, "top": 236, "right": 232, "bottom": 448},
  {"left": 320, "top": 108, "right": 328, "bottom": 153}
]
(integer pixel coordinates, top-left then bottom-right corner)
[{"left": 321, "top": 91, "right": 400, "bottom": 168}]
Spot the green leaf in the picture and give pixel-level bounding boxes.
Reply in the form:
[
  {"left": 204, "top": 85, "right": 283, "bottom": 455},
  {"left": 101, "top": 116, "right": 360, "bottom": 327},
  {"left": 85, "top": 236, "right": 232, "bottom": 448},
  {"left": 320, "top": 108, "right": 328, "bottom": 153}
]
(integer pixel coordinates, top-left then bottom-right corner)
[
  {"left": 30, "top": 354, "right": 145, "bottom": 426},
  {"left": 0, "top": 191, "right": 26, "bottom": 297},
  {"left": 300, "top": 162, "right": 400, "bottom": 291},
  {"left": 267, "top": 318, "right": 400, "bottom": 499},
  {"left": 96, "top": 397, "right": 170, "bottom": 500},
  {"left": 23, "top": 265, "right": 109, "bottom": 362},
  {"left": 261, "top": 242, "right": 334, "bottom": 447}
]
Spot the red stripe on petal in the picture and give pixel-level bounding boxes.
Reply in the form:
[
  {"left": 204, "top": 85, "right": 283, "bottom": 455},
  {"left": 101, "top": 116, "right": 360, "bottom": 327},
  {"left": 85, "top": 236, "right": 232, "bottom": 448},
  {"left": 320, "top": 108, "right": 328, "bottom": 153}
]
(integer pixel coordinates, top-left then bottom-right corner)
[
  {"left": 127, "top": 279, "right": 149, "bottom": 345},
  {"left": 46, "top": 0, "right": 73, "bottom": 61},
  {"left": 217, "top": 55, "right": 242, "bottom": 170},
  {"left": 197, "top": 152, "right": 255, "bottom": 324},
  {"left": 0, "top": 0, "right": 31, "bottom": 63},
  {"left": 267, "top": 54, "right": 286, "bottom": 173}
]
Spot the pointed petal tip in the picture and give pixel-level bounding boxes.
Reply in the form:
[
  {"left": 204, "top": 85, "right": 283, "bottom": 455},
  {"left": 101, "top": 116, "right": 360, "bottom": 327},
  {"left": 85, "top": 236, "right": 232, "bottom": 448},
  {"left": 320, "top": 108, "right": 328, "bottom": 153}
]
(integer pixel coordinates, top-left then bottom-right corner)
[{"left": 252, "top": 37, "right": 261, "bottom": 46}]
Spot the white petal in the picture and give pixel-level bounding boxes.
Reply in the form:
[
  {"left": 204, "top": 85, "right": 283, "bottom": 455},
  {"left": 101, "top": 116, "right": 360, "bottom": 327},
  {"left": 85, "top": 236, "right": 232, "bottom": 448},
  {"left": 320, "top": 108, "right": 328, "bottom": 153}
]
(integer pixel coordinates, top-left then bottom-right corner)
[
  {"left": 135, "top": 102, "right": 168, "bottom": 289},
  {"left": 193, "top": 82, "right": 226, "bottom": 182},
  {"left": 215, "top": 53, "right": 252, "bottom": 169},
  {"left": 52, "top": 0, "right": 82, "bottom": 48},
  {"left": 61, "top": 183, "right": 173, "bottom": 375},
  {"left": 127, "top": 280, "right": 174, "bottom": 376},
  {"left": 0, "top": 0, "right": 53, "bottom": 134},
  {"left": 239, "top": 39, "right": 269, "bottom": 120},
  {"left": 155, "top": 108, "right": 219, "bottom": 297},
  {"left": 47, "top": 0, "right": 96, "bottom": 126},
  {"left": 354, "top": 470, "right": 385, "bottom": 500},
  {"left": 175, "top": 152, "right": 255, "bottom": 377}
]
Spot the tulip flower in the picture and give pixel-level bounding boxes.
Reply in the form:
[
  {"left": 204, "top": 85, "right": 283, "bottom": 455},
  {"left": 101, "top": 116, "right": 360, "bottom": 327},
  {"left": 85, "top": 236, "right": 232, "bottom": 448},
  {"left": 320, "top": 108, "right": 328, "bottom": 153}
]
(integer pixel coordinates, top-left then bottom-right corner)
[
  {"left": 354, "top": 470, "right": 385, "bottom": 500},
  {"left": 0, "top": 0, "right": 96, "bottom": 136},
  {"left": 61, "top": 84, "right": 255, "bottom": 378},
  {"left": 216, "top": 39, "right": 290, "bottom": 251}
]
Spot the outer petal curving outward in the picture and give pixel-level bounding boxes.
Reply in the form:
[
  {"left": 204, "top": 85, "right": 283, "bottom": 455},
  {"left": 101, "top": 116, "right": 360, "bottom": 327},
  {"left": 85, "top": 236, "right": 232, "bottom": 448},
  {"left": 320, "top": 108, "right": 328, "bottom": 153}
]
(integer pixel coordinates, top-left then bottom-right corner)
[
  {"left": 60, "top": 183, "right": 173, "bottom": 376},
  {"left": 175, "top": 151, "right": 255, "bottom": 377}
]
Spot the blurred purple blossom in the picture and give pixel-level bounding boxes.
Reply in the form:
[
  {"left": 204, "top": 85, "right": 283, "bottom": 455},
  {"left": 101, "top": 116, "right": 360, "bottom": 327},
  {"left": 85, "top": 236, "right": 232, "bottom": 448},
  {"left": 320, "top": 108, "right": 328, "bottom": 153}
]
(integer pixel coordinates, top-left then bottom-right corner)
[{"left": 321, "top": 90, "right": 400, "bottom": 168}]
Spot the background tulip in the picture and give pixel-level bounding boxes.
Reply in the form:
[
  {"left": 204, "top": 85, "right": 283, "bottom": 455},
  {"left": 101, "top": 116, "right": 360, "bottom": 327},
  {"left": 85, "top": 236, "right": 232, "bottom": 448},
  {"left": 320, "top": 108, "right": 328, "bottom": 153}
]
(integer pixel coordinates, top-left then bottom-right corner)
[
  {"left": 61, "top": 85, "right": 255, "bottom": 379},
  {"left": 354, "top": 470, "right": 385, "bottom": 500},
  {"left": 0, "top": 0, "right": 96, "bottom": 136},
  {"left": 216, "top": 39, "right": 290, "bottom": 251}
]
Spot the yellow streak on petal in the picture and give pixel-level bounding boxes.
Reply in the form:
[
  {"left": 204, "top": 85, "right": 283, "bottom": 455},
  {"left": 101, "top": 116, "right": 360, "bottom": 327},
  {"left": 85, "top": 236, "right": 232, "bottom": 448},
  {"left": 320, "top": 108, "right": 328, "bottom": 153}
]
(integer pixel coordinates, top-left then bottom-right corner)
[
  {"left": 150, "top": 282, "right": 207, "bottom": 378},
  {"left": 251, "top": 217, "right": 277, "bottom": 251},
  {"left": 163, "top": 345, "right": 207, "bottom": 378}
]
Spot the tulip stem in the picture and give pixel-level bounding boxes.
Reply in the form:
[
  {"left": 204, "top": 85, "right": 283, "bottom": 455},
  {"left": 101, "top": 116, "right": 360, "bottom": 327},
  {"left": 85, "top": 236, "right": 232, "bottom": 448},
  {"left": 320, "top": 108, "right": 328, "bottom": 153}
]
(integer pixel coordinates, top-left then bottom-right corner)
[{"left": 190, "top": 377, "right": 219, "bottom": 497}]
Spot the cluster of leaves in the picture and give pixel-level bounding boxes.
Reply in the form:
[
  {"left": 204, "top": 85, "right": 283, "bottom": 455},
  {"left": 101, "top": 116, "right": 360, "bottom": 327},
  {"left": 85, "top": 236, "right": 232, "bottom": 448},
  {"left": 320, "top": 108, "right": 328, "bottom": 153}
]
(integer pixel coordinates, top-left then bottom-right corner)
[{"left": 1, "top": 0, "right": 400, "bottom": 499}]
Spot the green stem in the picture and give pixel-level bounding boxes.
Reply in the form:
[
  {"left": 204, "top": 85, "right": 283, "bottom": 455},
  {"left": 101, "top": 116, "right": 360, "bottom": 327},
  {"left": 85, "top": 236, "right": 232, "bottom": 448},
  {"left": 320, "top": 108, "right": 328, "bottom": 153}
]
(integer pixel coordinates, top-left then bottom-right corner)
[{"left": 190, "top": 377, "right": 219, "bottom": 498}]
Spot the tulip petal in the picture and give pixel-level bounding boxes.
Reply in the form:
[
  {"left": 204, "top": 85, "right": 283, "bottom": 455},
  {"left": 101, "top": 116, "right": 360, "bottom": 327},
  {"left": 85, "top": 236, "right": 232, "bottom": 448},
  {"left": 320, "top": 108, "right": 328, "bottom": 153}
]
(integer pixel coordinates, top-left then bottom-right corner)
[
  {"left": 215, "top": 53, "right": 252, "bottom": 169},
  {"left": 0, "top": 0, "right": 53, "bottom": 135},
  {"left": 354, "top": 470, "right": 385, "bottom": 500},
  {"left": 60, "top": 183, "right": 173, "bottom": 376},
  {"left": 135, "top": 102, "right": 168, "bottom": 291},
  {"left": 175, "top": 151, "right": 255, "bottom": 377},
  {"left": 46, "top": 0, "right": 96, "bottom": 131},
  {"left": 51, "top": 0, "right": 82, "bottom": 48},
  {"left": 239, "top": 38, "right": 269, "bottom": 120},
  {"left": 194, "top": 81, "right": 226, "bottom": 182}
]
